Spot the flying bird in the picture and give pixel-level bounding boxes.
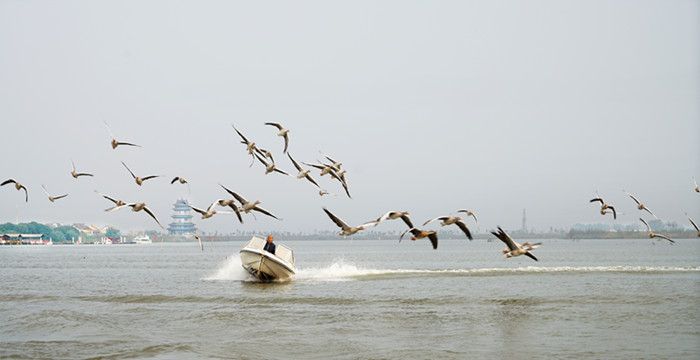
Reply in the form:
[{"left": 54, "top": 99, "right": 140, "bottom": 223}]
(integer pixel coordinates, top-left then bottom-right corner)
[
  {"left": 254, "top": 153, "right": 289, "bottom": 176},
  {"left": 590, "top": 197, "right": 616, "bottom": 219},
  {"left": 121, "top": 162, "right": 159, "bottom": 186},
  {"left": 1, "top": 179, "right": 28, "bottom": 202},
  {"left": 321, "top": 154, "right": 342, "bottom": 171},
  {"left": 288, "top": 153, "right": 320, "bottom": 188},
  {"left": 264, "top": 122, "right": 290, "bottom": 153},
  {"left": 457, "top": 209, "right": 478, "bottom": 224},
  {"left": 491, "top": 227, "right": 540, "bottom": 261},
  {"left": 219, "top": 184, "right": 280, "bottom": 220},
  {"left": 104, "top": 121, "right": 141, "bottom": 149},
  {"left": 399, "top": 227, "right": 439, "bottom": 250},
  {"left": 70, "top": 161, "right": 94, "bottom": 179},
  {"left": 190, "top": 201, "right": 235, "bottom": 220},
  {"left": 194, "top": 234, "right": 203, "bottom": 252},
  {"left": 322, "top": 207, "right": 378, "bottom": 236},
  {"left": 41, "top": 185, "right": 68, "bottom": 203},
  {"left": 423, "top": 215, "right": 473, "bottom": 240},
  {"left": 639, "top": 218, "right": 674, "bottom": 244},
  {"left": 625, "top": 191, "right": 656, "bottom": 218},
  {"left": 171, "top": 177, "right": 188, "bottom": 185},
  {"left": 216, "top": 198, "right": 243, "bottom": 223},
  {"left": 375, "top": 211, "right": 414, "bottom": 228},
  {"left": 306, "top": 162, "right": 351, "bottom": 198},
  {"left": 97, "top": 192, "right": 127, "bottom": 212},
  {"left": 694, "top": 178, "right": 700, "bottom": 193},
  {"left": 232, "top": 125, "right": 258, "bottom": 166},
  {"left": 106, "top": 201, "right": 163, "bottom": 228}
]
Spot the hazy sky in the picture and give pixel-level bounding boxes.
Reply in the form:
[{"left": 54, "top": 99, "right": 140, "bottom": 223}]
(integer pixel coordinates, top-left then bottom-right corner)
[{"left": 1, "top": 0, "right": 698, "bottom": 234}]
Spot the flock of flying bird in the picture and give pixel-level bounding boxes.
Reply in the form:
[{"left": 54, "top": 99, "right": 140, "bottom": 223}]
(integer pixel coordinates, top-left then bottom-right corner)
[{"left": 1, "top": 122, "right": 699, "bottom": 260}]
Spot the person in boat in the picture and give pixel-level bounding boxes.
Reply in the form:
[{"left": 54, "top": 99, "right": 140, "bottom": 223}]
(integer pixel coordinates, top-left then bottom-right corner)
[{"left": 263, "top": 234, "right": 276, "bottom": 255}]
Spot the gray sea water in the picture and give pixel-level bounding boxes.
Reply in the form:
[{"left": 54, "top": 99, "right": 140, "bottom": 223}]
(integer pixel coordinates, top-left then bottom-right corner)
[{"left": 1, "top": 238, "right": 698, "bottom": 359}]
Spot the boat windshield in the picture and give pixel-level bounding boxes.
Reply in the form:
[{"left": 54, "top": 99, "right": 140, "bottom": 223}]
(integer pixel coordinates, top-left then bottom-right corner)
[{"left": 244, "top": 237, "right": 295, "bottom": 266}]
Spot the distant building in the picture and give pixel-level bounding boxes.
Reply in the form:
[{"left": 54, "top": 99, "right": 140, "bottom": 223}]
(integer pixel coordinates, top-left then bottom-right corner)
[
  {"left": 168, "top": 199, "right": 197, "bottom": 235},
  {"left": 1, "top": 233, "right": 50, "bottom": 245}
]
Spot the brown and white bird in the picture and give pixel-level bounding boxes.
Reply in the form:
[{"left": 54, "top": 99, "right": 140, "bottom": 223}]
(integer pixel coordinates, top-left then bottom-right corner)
[
  {"left": 171, "top": 177, "right": 188, "bottom": 185},
  {"left": 219, "top": 185, "right": 280, "bottom": 220},
  {"left": 190, "top": 201, "right": 236, "bottom": 220},
  {"left": 491, "top": 227, "right": 540, "bottom": 261},
  {"left": 1, "top": 179, "right": 28, "bottom": 202},
  {"left": 194, "top": 234, "right": 204, "bottom": 252},
  {"left": 457, "top": 209, "right": 478, "bottom": 224},
  {"left": 590, "top": 197, "right": 616, "bottom": 219},
  {"left": 399, "top": 227, "right": 439, "bottom": 250},
  {"left": 306, "top": 162, "right": 351, "bottom": 198},
  {"left": 232, "top": 125, "right": 258, "bottom": 166},
  {"left": 41, "top": 185, "right": 68, "bottom": 203},
  {"left": 121, "top": 162, "right": 159, "bottom": 186},
  {"left": 694, "top": 178, "right": 700, "bottom": 193},
  {"left": 107, "top": 201, "right": 163, "bottom": 228},
  {"left": 216, "top": 198, "right": 243, "bottom": 223},
  {"left": 254, "top": 153, "right": 289, "bottom": 176},
  {"left": 322, "top": 208, "right": 378, "bottom": 236},
  {"left": 423, "top": 215, "right": 473, "bottom": 240},
  {"left": 288, "top": 153, "right": 320, "bottom": 188},
  {"left": 104, "top": 121, "right": 141, "bottom": 149},
  {"left": 265, "top": 122, "right": 289, "bottom": 153},
  {"left": 625, "top": 191, "right": 656, "bottom": 218},
  {"left": 639, "top": 218, "right": 674, "bottom": 244},
  {"left": 321, "top": 154, "right": 343, "bottom": 171},
  {"left": 70, "top": 161, "right": 94, "bottom": 179},
  {"left": 376, "top": 211, "right": 414, "bottom": 228},
  {"left": 98, "top": 192, "right": 127, "bottom": 212},
  {"left": 687, "top": 215, "right": 700, "bottom": 237}
]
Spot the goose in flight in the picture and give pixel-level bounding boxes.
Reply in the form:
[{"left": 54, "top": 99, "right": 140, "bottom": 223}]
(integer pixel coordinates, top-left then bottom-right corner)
[
  {"left": 639, "top": 218, "right": 674, "bottom": 244},
  {"left": 319, "top": 153, "right": 342, "bottom": 171},
  {"left": 104, "top": 121, "right": 141, "bottom": 149},
  {"left": 121, "top": 162, "right": 159, "bottom": 186},
  {"left": 423, "top": 215, "right": 473, "bottom": 240},
  {"left": 254, "top": 153, "right": 289, "bottom": 176},
  {"left": 70, "top": 161, "right": 94, "bottom": 179},
  {"left": 232, "top": 125, "right": 258, "bottom": 166},
  {"left": 625, "top": 191, "right": 656, "bottom": 218},
  {"left": 687, "top": 215, "right": 700, "bottom": 237},
  {"left": 108, "top": 201, "right": 163, "bottom": 228},
  {"left": 491, "top": 227, "right": 540, "bottom": 261},
  {"left": 41, "top": 185, "right": 68, "bottom": 203},
  {"left": 590, "top": 197, "right": 616, "bottom": 219},
  {"left": 194, "top": 234, "right": 203, "bottom": 252},
  {"left": 306, "top": 162, "right": 351, "bottom": 198},
  {"left": 216, "top": 198, "right": 243, "bottom": 223},
  {"left": 190, "top": 201, "right": 236, "bottom": 220},
  {"left": 1, "top": 179, "right": 28, "bottom": 202},
  {"left": 457, "top": 209, "right": 478, "bottom": 224},
  {"left": 265, "top": 122, "right": 289, "bottom": 153},
  {"left": 97, "top": 192, "right": 127, "bottom": 212},
  {"left": 399, "top": 227, "right": 439, "bottom": 249},
  {"left": 288, "top": 153, "right": 320, "bottom": 188},
  {"left": 322, "top": 207, "right": 378, "bottom": 236},
  {"left": 219, "top": 184, "right": 280, "bottom": 220},
  {"left": 171, "top": 177, "right": 188, "bottom": 185},
  {"left": 376, "top": 211, "right": 414, "bottom": 228}
]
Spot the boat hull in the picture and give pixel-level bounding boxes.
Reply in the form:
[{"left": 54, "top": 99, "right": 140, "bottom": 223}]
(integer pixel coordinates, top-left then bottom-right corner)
[{"left": 240, "top": 248, "right": 296, "bottom": 282}]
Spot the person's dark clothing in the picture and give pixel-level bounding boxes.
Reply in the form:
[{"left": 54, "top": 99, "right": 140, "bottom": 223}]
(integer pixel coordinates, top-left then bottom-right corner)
[{"left": 263, "top": 242, "right": 276, "bottom": 254}]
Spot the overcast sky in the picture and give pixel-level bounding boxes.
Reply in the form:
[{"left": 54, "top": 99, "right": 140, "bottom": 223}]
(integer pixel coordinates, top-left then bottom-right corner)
[{"left": 0, "top": 0, "right": 698, "bottom": 234}]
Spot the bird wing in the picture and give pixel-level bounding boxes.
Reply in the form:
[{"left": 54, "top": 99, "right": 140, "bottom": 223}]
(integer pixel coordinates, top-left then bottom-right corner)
[
  {"left": 455, "top": 220, "right": 473, "bottom": 240},
  {"left": 304, "top": 174, "right": 321, "bottom": 188},
  {"left": 652, "top": 234, "right": 675, "bottom": 244},
  {"left": 141, "top": 206, "right": 164, "bottom": 229},
  {"left": 340, "top": 180, "right": 352, "bottom": 199},
  {"left": 103, "top": 120, "right": 115, "bottom": 138},
  {"left": 76, "top": 173, "right": 94, "bottom": 177},
  {"left": 71, "top": 160, "right": 76, "bottom": 172},
  {"left": 171, "top": 177, "right": 179, "bottom": 184},
  {"left": 643, "top": 207, "right": 656, "bottom": 218},
  {"left": 254, "top": 153, "right": 269, "bottom": 166},
  {"left": 53, "top": 194, "right": 68, "bottom": 200},
  {"left": 264, "top": 122, "right": 283, "bottom": 130},
  {"left": 101, "top": 194, "right": 120, "bottom": 205},
  {"left": 252, "top": 206, "right": 279, "bottom": 220},
  {"left": 232, "top": 125, "right": 250, "bottom": 144},
  {"left": 1, "top": 179, "right": 16, "bottom": 186},
  {"left": 121, "top": 162, "right": 137, "bottom": 179},
  {"left": 219, "top": 184, "right": 247, "bottom": 204},
  {"left": 228, "top": 204, "right": 243, "bottom": 224},
  {"left": 195, "top": 235, "right": 203, "bottom": 251},
  {"left": 287, "top": 153, "right": 302, "bottom": 171},
  {"left": 304, "top": 162, "right": 326, "bottom": 171},
  {"left": 105, "top": 205, "right": 127, "bottom": 212},
  {"left": 627, "top": 193, "right": 641, "bottom": 206},
  {"left": 689, "top": 217, "right": 699, "bottom": 232},
  {"left": 282, "top": 133, "right": 289, "bottom": 153},
  {"left": 427, "top": 232, "right": 439, "bottom": 249},
  {"left": 400, "top": 214, "right": 414, "bottom": 228},
  {"left": 399, "top": 228, "right": 416, "bottom": 242},
  {"left": 41, "top": 185, "right": 51, "bottom": 197},
  {"left": 141, "top": 175, "right": 159, "bottom": 182},
  {"left": 422, "top": 216, "right": 449, "bottom": 226},
  {"left": 639, "top": 218, "right": 651, "bottom": 232},
  {"left": 20, "top": 185, "right": 28, "bottom": 202},
  {"left": 491, "top": 227, "right": 518, "bottom": 251},
  {"left": 323, "top": 208, "right": 350, "bottom": 231},
  {"left": 590, "top": 198, "right": 604, "bottom": 204},
  {"left": 207, "top": 200, "right": 220, "bottom": 212},
  {"left": 190, "top": 205, "right": 208, "bottom": 216},
  {"left": 357, "top": 220, "right": 379, "bottom": 230},
  {"left": 115, "top": 141, "right": 140, "bottom": 147},
  {"left": 324, "top": 155, "right": 339, "bottom": 166},
  {"left": 524, "top": 252, "right": 539, "bottom": 261},
  {"left": 273, "top": 168, "right": 290, "bottom": 176},
  {"left": 609, "top": 206, "right": 617, "bottom": 219}
]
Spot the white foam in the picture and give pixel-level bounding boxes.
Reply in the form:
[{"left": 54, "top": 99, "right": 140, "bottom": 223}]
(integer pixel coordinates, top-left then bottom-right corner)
[{"left": 203, "top": 256, "right": 251, "bottom": 281}]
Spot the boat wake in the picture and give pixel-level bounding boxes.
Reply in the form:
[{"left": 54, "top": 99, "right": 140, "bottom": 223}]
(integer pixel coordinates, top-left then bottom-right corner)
[{"left": 205, "top": 257, "right": 699, "bottom": 282}]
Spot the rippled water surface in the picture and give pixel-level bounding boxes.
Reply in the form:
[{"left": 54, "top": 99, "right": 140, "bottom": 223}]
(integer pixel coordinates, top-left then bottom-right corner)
[{"left": 1, "top": 239, "right": 699, "bottom": 359}]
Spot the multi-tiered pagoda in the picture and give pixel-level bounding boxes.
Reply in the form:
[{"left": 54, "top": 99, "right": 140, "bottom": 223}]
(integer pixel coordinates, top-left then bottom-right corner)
[{"left": 168, "top": 199, "right": 197, "bottom": 235}]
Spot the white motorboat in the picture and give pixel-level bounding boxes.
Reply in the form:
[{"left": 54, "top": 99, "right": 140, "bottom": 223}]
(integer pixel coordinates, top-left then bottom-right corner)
[{"left": 239, "top": 237, "right": 296, "bottom": 282}]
